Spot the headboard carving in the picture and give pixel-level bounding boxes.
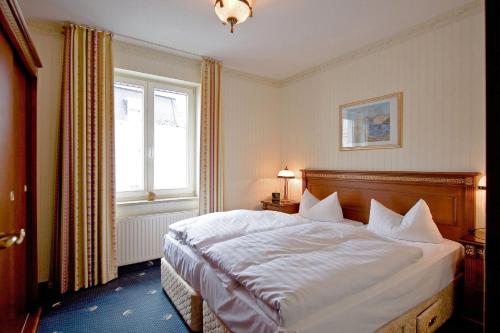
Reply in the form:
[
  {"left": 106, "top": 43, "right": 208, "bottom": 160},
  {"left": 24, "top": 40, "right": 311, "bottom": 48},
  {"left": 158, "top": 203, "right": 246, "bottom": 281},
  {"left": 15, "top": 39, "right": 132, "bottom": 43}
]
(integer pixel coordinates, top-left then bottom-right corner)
[{"left": 301, "top": 169, "right": 480, "bottom": 242}]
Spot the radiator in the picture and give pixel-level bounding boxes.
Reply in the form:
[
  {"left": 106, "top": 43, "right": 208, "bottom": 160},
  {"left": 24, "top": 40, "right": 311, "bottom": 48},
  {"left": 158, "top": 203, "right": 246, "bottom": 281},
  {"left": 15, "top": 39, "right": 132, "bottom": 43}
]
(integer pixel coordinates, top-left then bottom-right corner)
[{"left": 117, "top": 210, "right": 197, "bottom": 266}]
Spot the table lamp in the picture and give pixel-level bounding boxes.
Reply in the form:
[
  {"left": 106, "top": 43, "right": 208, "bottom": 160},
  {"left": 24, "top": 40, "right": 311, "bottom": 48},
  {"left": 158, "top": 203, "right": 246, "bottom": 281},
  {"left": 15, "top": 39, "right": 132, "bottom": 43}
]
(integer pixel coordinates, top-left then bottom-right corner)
[
  {"left": 478, "top": 176, "right": 487, "bottom": 190},
  {"left": 277, "top": 166, "right": 294, "bottom": 201}
]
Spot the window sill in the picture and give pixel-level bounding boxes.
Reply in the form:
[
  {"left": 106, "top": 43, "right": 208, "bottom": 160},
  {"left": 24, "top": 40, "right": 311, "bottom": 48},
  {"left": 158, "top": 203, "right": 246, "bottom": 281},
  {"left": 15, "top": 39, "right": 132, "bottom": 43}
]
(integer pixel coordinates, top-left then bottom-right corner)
[
  {"left": 117, "top": 196, "right": 198, "bottom": 206},
  {"left": 116, "top": 196, "right": 199, "bottom": 218}
]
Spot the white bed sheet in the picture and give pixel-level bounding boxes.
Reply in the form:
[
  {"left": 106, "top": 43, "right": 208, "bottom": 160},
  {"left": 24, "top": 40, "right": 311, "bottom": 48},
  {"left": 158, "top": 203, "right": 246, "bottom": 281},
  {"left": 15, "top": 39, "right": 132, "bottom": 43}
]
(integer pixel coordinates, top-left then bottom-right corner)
[
  {"left": 163, "top": 234, "right": 204, "bottom": 291},
  {"left": 163, "top": 227, "right": 463, "bottom": 333},
  {"left": 289, "top": 236, "right": 463, "bottom": 333}
]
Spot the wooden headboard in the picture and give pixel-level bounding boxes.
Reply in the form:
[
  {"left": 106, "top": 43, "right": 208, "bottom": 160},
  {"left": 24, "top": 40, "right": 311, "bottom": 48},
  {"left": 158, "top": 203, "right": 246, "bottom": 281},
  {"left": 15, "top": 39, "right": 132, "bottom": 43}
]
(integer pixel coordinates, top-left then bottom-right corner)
[{"left": 301, "top": 169, "right": 480, "bottom": 242}]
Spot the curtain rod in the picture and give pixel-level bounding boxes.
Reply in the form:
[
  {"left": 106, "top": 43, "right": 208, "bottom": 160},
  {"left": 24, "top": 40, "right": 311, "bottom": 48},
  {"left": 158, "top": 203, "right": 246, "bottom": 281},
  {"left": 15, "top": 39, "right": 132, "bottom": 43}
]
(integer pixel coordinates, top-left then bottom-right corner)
[
  {"left": 59, "top": 22, "right": 203, "bottom": 60},
  {"left": 113, "top": 33, "right": 203, "bottom": 60},
  {"left": 62, "top": 22, "right": 112, "bottom": 34}
]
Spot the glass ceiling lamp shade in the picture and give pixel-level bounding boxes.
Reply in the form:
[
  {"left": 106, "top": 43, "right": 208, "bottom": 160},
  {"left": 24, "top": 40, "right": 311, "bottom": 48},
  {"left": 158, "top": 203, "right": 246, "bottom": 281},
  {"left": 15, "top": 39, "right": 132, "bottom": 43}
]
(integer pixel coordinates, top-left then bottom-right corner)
[
  {"left": 214, "top": 0, "right": 253, "bottom": 33},
  {"left": 277, "top": 166, "right": 294, "bottom": 201}
]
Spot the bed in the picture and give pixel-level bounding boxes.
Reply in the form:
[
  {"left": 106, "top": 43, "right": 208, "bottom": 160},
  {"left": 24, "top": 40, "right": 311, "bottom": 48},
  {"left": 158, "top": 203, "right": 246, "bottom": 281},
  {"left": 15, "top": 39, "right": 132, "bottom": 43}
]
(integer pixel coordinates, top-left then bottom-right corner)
[{"left": 161, "top": 169, "right": 479, "bottom": 333}]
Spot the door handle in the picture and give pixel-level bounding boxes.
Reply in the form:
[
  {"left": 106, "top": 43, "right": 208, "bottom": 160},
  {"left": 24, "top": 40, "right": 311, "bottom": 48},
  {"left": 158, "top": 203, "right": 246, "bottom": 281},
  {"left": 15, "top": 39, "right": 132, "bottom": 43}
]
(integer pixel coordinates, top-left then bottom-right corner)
[{"left": 0, "top": 229, "right": 26, "bottom": 249}]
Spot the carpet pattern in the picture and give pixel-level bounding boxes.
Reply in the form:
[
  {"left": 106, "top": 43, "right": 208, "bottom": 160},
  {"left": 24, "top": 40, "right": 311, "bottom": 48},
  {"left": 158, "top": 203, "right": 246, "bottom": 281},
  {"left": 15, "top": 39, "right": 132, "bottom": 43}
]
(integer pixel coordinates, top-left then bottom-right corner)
[
  {"left": 36, "top": 262, "right": 476, "bottom": 333},
  {"left": 38, "top": 264, "right": 190, "bottom": 333}
]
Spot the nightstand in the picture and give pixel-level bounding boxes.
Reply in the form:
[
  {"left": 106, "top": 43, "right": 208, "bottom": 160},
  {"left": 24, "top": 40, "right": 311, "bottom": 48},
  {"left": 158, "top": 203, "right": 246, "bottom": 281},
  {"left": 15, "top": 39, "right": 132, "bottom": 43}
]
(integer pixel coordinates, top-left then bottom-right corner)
[
  {"left": 459, "top": 232, "right": 485, "bottom": 329},
  {"left": 261, "top": 200, "right": 299, "bottom": 214}
]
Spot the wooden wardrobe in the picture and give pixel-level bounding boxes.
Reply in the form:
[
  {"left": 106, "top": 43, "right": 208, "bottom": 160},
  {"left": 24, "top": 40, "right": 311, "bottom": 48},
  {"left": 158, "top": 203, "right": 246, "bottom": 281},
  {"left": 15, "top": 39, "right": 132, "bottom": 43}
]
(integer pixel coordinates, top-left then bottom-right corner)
[{"left": 0, "top": 0, "right": 42, "bottom": 332}]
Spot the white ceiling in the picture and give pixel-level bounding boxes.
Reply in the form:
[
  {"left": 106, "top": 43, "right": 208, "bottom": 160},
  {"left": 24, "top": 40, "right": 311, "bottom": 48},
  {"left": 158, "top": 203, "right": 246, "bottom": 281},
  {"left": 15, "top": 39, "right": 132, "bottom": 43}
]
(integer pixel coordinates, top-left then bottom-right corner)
[{"left": 20, "top": 0, "right": 473, "bottom": 80}]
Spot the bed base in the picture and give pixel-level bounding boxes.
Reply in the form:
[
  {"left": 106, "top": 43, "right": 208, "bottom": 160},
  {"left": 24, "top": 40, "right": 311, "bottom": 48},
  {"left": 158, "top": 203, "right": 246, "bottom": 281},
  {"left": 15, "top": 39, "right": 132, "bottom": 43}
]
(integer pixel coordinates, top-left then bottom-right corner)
[
  {"left": 203, "top": 301, "right": 232, "bottom": 333},
  {"left": 375, "top": 279, "right": 457, "bottom": 333},
  {"left": 201, "top": 279, "right": 458, "bottom": 333},
  {"left": 160, "top": 258, "right": 203, "bottom": 332},
  {"left": 162, "top": 255, "right": 458, "bottom": 333}
]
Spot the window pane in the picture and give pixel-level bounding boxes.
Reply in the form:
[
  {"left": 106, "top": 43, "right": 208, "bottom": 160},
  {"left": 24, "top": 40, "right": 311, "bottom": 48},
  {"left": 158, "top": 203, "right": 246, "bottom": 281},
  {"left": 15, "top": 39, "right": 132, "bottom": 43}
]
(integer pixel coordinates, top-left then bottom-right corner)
[
  {"left": 114, "top": 82, "right": 145, "bottom": 192},
  {"left": 153, "top": 88, "right": 188, "bottom": 190}
]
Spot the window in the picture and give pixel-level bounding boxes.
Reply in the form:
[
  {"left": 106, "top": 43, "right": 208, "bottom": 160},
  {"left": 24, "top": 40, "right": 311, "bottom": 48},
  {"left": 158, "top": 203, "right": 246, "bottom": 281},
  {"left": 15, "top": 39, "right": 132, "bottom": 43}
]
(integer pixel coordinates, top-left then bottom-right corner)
[{"left": 114, "top": 73, "right": 197, "bottom": 202}]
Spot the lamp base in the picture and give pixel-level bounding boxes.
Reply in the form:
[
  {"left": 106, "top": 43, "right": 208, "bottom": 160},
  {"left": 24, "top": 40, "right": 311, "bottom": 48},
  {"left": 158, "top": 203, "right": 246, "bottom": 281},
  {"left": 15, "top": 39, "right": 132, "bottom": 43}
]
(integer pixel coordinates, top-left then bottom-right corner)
[{"left": 283, "top": 178, "right": 290, "bottom": 201}]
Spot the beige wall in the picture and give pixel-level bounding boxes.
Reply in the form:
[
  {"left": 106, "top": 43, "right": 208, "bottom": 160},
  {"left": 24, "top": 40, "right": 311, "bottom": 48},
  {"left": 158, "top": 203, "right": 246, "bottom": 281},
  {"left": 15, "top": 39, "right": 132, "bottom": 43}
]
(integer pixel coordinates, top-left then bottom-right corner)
[
  {"left": 222, "top": 70, "right": 282, "bottom": 210},
  {"left": 279, "top": 11, "right": 486, "bottom": 226},
  {"left": 29, "top": 22, "right": 64, "bottom": 284},
  {"left": 113, "top": 40, "right": 201, "bottom": 84}
]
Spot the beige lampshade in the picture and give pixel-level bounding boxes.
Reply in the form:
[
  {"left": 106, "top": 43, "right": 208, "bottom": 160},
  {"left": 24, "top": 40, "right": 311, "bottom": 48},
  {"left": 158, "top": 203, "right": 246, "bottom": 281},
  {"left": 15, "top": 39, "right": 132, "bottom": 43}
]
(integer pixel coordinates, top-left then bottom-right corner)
[
  {"left": 277, "top": 167, "right": 294, "bottom": 179},
  {"left": 478, "top": 176, "right": 487, "bottom": 190}
]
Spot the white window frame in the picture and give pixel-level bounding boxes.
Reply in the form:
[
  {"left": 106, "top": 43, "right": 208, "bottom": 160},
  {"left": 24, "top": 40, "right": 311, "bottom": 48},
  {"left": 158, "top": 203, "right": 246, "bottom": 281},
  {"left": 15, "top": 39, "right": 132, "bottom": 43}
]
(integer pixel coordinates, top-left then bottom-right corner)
[
  {"left": 115, "top": 72, "right": 197, "bottom": 203},
  {"left": 114, "top": 76, "right": 148, "bottom": 201}
]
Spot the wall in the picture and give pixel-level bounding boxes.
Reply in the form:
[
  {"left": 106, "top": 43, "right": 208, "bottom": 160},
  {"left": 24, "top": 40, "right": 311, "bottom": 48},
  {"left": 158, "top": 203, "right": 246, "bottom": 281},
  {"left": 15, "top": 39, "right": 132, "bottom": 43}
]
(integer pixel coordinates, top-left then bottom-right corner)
[
  {"left": 28, "top": 21, "right": 64, "bottom": 285},
  {"left": 222, "top": 70, "right": 281, "bottom": 210},
  {"left": 113, "top": 40, "right": 200, "bottom": 85},
  {"left": 279, "top": 10, "right": 486, "bottom": 226},
  {"left": 28, "top": 21, "right": 281, "bottom": 282}
]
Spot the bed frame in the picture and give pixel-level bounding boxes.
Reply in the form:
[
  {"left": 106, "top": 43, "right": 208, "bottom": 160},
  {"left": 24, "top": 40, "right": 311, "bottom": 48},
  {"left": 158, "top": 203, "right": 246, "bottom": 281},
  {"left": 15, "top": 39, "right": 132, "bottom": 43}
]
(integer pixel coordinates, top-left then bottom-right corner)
[
  {"left": 301, "top": 169, "right": 479, "bottom": 242},
  {"left": 162, "top": 169, "right": 480, "bottom": 333}
]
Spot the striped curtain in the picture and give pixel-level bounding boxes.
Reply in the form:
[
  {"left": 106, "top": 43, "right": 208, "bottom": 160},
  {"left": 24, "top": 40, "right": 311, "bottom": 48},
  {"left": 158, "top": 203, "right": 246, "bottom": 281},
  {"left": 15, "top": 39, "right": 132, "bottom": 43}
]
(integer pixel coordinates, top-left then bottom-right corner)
[
  {"left": 199, "top": 58, "right": 223, "bottom": 214},
  {"left": 53, "top": 23, "right": 117, "bottom": 293}
]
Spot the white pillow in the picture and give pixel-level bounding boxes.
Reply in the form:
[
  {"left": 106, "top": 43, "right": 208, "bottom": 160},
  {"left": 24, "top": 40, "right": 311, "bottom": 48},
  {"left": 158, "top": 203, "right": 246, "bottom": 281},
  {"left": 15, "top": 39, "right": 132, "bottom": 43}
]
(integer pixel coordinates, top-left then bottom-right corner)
[
  {"left": 367, "top": 199, "right": 443, "bottom": 244},
  {"left": 300, "top": 192, "right": 344, "bottom": 223},
  {"left": 299, "top": 189, "right": 320, "bottom": 214},
  {"left": 367, "top": 200, "right": 403, "bottom": 234}
]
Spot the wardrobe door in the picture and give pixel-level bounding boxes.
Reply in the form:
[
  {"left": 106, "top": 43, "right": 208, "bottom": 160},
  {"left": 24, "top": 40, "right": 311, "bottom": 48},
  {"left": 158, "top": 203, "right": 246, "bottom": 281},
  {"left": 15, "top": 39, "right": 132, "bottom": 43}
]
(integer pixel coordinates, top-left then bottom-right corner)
[{"left": 0, "top": 28, "right": 29, "bottom": 333}]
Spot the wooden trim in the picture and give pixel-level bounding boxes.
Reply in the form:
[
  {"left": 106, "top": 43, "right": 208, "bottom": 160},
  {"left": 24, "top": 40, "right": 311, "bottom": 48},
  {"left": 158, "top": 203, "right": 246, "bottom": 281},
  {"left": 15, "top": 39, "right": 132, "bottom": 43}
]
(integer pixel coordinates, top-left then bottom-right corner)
[
  {"left": 464, "top": 244, "right": 485, "bottom": 259},
  {"left": 461, "top": 234, "right": 485, "bottom": 259},
  {"left": 26, "top": 78, "right": 38, "bottom": 308},
  {"left": 0, "top": 0, "right": 41, "bottom": 322},
  {"left": 302, "top": 170, "right": 477, "bottom": 186},
  {"left": 0, "top": 0, "right": 42, "bottom": 75},
  {"left": 301, "top": 169, "right": 480, "bottom": 242},
  {"left": 23, "top": 307, "right": 41, "bottom": 333}
]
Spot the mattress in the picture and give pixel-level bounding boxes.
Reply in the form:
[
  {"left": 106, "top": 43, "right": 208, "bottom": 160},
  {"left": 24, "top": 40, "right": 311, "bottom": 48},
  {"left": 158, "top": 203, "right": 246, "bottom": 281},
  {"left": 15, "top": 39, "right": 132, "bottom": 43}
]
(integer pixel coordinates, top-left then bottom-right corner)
[
  {"left": 163, "top": 225, "right": 463, "bottom": 333},
  {"left": 164, "top": 234, "right": 204, "bottom": 291},
  {"left": 164, "top": 234, "right": 281, "bottom": 332}
]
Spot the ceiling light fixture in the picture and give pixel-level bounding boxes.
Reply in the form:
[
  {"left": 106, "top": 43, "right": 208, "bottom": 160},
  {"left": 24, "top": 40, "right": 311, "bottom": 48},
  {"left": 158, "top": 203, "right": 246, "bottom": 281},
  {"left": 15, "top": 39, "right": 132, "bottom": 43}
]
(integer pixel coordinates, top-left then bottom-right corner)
[{"left": 214, "top": 0, "right": 253, "bottom": 33}]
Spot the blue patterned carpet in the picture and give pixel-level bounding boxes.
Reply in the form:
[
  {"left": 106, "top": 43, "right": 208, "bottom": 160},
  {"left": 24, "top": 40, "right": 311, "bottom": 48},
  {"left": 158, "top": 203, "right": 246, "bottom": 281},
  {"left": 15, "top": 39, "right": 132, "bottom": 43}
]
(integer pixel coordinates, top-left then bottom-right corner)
[
  {"left": 36, "top": 262, "right": 478, "bottom": 333},
  {"left": 38, "top": 264, "right": 190, "bottom": 333}
]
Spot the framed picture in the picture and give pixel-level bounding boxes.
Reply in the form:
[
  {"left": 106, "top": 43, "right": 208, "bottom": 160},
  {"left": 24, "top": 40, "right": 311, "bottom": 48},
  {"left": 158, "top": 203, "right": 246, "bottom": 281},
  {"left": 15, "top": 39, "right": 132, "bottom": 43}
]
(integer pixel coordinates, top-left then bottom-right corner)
[
  {"left": 339, "top": 92, "right": 403, "bottom": 150},
  {"left": 272, "top": 192, "right": 280, "bottom": 203}
]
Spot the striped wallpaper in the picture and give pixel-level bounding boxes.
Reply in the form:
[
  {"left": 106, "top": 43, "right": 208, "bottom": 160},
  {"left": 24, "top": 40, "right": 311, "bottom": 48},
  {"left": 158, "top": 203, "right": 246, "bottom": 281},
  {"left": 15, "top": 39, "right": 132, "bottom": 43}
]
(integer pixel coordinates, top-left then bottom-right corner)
[
  {"left": 279, "top": 10, "right": 486, "bottom": 227},
  {"left": 222, "top": 70, "right": 282, "bottom": 210}
]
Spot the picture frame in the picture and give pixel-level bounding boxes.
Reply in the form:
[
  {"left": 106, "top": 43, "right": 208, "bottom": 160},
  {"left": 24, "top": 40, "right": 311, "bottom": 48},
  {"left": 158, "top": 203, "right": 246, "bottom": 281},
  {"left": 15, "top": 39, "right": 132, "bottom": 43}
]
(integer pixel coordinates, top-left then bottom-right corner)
[
  {"left": 339, "top": 92, "right": 403, "bottom": 150},
  {"left": 272, "top": 192, "right": 280, "bottom": 203}
]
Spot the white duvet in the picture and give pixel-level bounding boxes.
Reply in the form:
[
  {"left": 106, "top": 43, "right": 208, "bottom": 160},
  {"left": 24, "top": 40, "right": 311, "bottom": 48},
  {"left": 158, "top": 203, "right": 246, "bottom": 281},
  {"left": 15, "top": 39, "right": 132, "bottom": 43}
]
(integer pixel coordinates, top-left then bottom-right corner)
[
  {"left": 169, "top": 210, "right": 423, "bottom": 327},
  {"left": 169, "top": 209, "right": 363, "bottom": 249},
  {"left": 169, "top": 209, "right": 306, "bottom": 249}
]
